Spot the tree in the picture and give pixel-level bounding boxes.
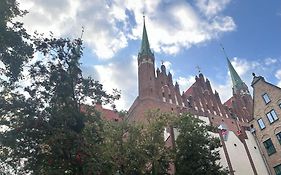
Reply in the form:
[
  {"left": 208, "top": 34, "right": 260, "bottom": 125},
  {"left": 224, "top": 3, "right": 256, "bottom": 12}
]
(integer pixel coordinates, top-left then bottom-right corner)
[
  {"left": 100, "top": 110, "right": 174, "bottom": 175},
  {"left": 174, "top": 113, "right": 228, "bottom": 175},
  {"left": 0, "top": 34, "right": 120, "bottom": 174},
  {"left": 0, "top": 0, "right": 33, "bottom": 81}
]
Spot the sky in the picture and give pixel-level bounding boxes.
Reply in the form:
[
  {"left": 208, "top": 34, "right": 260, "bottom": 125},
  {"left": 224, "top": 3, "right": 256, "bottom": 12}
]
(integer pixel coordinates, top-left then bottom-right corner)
[{"left": 18, "top": 0, "right": 281, "bottom": 110}]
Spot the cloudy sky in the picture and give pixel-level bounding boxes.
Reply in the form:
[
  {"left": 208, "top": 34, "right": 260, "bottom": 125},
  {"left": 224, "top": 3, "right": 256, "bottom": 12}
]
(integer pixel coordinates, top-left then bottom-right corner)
[{"left": 18, "top": 0, "right": 281, "bottom": 110}]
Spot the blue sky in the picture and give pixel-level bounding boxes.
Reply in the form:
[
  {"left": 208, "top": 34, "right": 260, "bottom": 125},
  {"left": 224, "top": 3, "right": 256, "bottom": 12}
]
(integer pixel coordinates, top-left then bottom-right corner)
[{"left": 18, "top": 0, "right": 281, "bottom": 110}]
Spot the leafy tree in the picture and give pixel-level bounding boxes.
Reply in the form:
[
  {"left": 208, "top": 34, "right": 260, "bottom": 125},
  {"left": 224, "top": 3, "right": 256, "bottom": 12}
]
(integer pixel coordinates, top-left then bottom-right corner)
[
  {"left": 0, "top": 34, "right": 120, "bottom": 174},
  {"left": 0, "top": 0, "right": 33, "bottom": 81},
  {"left": 101, "top": 110, "right": 174, "bottom": 175},
  {"left": 174, "top": 113, "right": 228, "bottom": 175}
]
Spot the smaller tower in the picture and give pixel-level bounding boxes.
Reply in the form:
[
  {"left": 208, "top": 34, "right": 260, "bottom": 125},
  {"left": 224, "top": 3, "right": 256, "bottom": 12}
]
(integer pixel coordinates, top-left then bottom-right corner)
[
  {"left": 138, "top": 16, "right": 156, "bottom": 99},
  {"left": 222, "top": 47, "right": 253, "bottom": 120}
]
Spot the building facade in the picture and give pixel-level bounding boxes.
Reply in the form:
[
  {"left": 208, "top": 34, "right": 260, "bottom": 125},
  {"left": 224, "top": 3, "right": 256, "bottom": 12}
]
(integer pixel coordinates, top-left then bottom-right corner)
[
  {"left": 251, "top": 74, "right": 281, "bottom": 175},
  {"left": 127, "top": 18, "right": 269, "bottom": 175}
]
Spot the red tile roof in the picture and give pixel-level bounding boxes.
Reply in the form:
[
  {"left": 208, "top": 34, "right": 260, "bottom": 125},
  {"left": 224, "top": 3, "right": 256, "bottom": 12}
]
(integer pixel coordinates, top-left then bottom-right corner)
[
  {"left": 184, "top": 83, "right": 195, "bottom": 96},
  {"left": 224, "top": 97, "right": 234, "bottom": 108},
  {"left": 80, "top": 104, "right": 122, "bottom": 122},
  {"left": 95, "top": 104, "right": 122, "bottom": 121}
]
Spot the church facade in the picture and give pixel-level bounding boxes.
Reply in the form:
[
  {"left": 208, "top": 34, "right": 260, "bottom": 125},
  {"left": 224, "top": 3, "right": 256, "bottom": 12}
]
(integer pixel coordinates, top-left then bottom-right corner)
[{"left": 127, "top": 18, "right": 270, "bottom": 175}]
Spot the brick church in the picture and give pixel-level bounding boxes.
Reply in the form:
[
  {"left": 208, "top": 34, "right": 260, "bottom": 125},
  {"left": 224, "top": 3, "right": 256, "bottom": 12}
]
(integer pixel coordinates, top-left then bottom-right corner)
[{"left": 125, "top": 17, "right": 270, "bottom": 175}]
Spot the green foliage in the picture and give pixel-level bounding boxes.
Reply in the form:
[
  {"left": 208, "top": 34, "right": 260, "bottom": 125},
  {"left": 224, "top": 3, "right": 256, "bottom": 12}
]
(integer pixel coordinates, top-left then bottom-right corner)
[
  {"left": 100, "top": 110, "right": 174, "bottom": 175},
  {"left": 0, "top": 0, "right": 33, "bottom": 81},
  {"left": 174, "top": 113, "right": 228, "bottom": 175},
  {"left": 0, "top": 35, "right": 119, "bottom": 174}
]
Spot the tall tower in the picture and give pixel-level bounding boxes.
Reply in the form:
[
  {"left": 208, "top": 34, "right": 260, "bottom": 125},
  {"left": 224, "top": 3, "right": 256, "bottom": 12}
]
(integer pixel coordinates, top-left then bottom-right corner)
[
  {"left": 138, "top": 17, "right": 156, "bottom": 99},
  {"left": 226, "top": 57, "right": 253, "bottom": 121}
]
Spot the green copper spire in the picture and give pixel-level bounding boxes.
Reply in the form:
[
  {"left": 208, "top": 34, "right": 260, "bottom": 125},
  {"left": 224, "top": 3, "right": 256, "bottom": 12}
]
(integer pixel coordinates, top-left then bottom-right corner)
[
  {"left": 221, "top": 45, "right": 245, "bottom": 94},
  {"left": 227, "top": 58, "right": 244, "bottom": 90},
  {"left": 139, "top": 16, "right": 153, "bottom": 57}
]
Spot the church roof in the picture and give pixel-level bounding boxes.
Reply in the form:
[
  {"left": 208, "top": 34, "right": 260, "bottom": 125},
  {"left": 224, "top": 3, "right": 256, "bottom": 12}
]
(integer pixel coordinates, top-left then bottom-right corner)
[
  {"left": 95, "top": 104, "right": 122, "bottom": 121},
  {"left": 184, "top": 83, "right": 194, "bottom": 96},
  {"left": 139, "top": 17, "right": 153, "bottom": 57},
  {"left": 224, "top": 96, "right": 234, "bottom": 108},
  {"left": 80, "top": 104, "right": 122, "bottom": 122}
]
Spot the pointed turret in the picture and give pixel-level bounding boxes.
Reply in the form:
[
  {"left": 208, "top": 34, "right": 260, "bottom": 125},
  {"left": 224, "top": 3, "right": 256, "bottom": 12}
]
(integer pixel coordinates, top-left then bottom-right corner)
[
  {"left": 226, "top": 58, "right": 245, "bottom": 94},
  {"left": 139, "top": 16, "right": 153, "bottom": 57},
  {"left": 221, "top": 45, "right": 249, "bottom": 95}
]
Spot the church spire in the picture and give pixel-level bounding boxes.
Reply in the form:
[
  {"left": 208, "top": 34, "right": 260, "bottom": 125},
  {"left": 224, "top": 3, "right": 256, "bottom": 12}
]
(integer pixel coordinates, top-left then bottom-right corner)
[
  {"left": 221, "top": 45, "right": 246, "bottom": 94},
  {"left": 227, "top": 58, "right": 244, "bottom": 92},
  {"left": 139, "top": 16, "right": 153, "bottom": 57}
]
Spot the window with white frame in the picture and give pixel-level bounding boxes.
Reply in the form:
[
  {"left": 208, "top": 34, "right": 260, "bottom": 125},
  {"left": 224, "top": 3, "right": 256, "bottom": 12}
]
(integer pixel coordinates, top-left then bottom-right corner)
[
  {"left": 257, "top": 118, "right": 266, "bottom": 129},
  {"left": 262, "top": 93, "right": 271, "bottom": 104},
  {"left": 266, "top": 109, "right": 278, "bottom": 124}
]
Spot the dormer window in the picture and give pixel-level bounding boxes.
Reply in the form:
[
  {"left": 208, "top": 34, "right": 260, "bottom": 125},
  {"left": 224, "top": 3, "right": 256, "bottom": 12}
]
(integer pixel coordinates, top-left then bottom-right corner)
[{"left": 262, "top": 93, "right": 271, "bottom": 104}]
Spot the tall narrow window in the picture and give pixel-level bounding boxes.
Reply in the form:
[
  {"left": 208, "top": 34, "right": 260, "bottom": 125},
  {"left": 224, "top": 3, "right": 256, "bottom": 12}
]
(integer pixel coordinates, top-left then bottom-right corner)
[
  {"left": 274, "top": 164, "right": 281, "bottom": 175},
  {"left": 168, "top": 94, "right": 172, "bottom": 104},
  {"left": 262, "top": 93, "right": 271, "bottom": 104},
  {"left": 162, "top": 92, "right": 166, "bottom": 102},
  {"left": 263, "top": 138, "right": 276, "bottom": 155},
  {"left": 266, "top": 109, "right": 279, "bottom": 124},
  {"left": 257, "top": 118, "right": 266, "bottom": 129},
  {"left": 276, "top": 132, "right": 281, "bottom": 145}
]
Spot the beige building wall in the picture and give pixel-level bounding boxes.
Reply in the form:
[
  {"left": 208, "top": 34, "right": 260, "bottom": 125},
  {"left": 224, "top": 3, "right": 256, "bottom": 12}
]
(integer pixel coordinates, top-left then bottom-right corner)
[{"left": 251, "top": 76, "right": 281, "bottom": 175}]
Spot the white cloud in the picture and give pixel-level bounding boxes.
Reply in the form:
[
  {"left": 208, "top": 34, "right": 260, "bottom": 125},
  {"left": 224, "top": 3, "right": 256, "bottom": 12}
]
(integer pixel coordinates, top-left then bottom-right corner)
[
  {"left": 275, "top": 69, "right": 281, "bottom": 87},
  {"left": 264, "top": 57, "right": 277, "bottom": 65},
  {"left": 231, "top": 57, "right": 252, "bottom": 76},
  {"left": 196, "top": 0, "right": 231, "bottom": 17},
  {"left": 208, "top": 16, "right": 236, "bottom": 32},
  {"left": 18, "top": 0, "right": 235, "bottom": 59},
  {"left": 275, "top": 69, "right": 281, "bottom": 79},
  {"left": 176, "top": 76, "right": 195, "bottom": 93},
  {"left": 94, "top": 56, "right": 138, "bottom": 110},
  {"left": 18, "top": 0, "right": 129, "bottom": 59},
  {"left": 129, "top": 0, "right": 235, "bottom": 55},
  {"left": 163, "top": 61, "right": 172, "bottom": 70},
  {"left": 209, "top": 77, "right": 232, "bottom": 103}
]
